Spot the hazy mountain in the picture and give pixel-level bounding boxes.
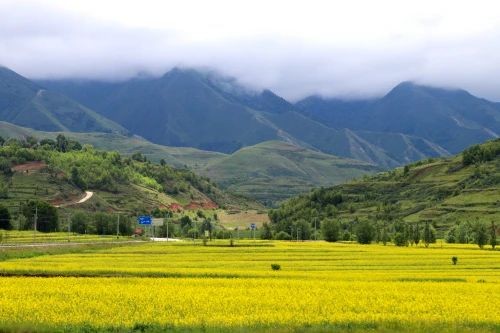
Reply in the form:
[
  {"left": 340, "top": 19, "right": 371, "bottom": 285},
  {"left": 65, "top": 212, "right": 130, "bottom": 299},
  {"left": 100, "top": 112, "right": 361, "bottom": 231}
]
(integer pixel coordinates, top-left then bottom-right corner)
[
  {"left": 39, "top": 68, "right": 448, "bottom": 167},
  {"left": 40, "top": 69, "right": 278, "bottom": 153},
  {"left": 0, "top": 66, "right": 126, "bottom": 134},
  {"left": 296, "top": 82, "right": 500, "bottom": 153}
]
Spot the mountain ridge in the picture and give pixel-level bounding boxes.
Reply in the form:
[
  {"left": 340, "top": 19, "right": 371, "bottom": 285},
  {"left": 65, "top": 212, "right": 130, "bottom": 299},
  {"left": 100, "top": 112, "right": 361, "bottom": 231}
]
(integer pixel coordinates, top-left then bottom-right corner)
[
  {"left": 0, "top": 66, "right": 127, "bottom": 135},
  {"left": 38, "top": 69, "right": 451, "bottom": 167}
]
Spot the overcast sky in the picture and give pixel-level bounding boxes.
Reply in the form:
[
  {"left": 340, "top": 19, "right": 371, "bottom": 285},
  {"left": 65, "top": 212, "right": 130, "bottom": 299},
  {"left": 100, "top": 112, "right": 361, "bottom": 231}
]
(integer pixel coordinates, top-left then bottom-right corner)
[{"left": 1, "top": 0, "right": 500, "bottom": 101}]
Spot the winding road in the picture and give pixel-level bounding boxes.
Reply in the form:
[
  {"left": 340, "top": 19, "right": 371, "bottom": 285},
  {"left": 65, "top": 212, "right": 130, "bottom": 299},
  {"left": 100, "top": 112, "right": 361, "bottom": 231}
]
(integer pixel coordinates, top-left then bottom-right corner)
[{"left": 55, "top": 191, "right": 93, "bottom": 208}]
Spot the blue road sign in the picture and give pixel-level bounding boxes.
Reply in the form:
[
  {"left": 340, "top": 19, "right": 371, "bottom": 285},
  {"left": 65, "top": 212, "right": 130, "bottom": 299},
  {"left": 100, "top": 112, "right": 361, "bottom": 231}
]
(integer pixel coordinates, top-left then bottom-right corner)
[{"left": 137, "top": 215, "right": 152, "bottom": 225}]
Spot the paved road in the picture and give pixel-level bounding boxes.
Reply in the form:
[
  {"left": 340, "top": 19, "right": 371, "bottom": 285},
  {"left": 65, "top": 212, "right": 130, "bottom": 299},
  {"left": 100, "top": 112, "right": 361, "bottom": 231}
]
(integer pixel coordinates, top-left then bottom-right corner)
[
  {"left": 0, "top": 240, "right": 143, "bottom": 249},
  {"left": 77, "top": 191, "right": 93, "bottom": 204},
  {"left": 55, "top": 191, "right": 93, "bottom": 208}
]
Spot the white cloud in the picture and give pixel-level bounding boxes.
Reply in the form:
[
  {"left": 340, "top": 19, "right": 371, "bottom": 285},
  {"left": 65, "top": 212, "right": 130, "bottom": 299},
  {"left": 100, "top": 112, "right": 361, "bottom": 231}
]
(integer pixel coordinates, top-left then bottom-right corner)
[{"left": 1, "top": 0, "right": 500, "bottom": 101}]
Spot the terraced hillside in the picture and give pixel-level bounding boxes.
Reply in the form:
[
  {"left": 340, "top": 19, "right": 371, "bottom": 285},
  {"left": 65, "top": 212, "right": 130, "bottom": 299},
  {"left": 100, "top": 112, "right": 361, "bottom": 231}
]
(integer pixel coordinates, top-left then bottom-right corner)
[
  {"left": 271, "top": 139, "right": 500, "bottom": 233},
  {"left": 201, "top": 141, "right": 379, "bottom": 205},
  {"left": 0, "top": 136, "right": 259, "bottom": 222}
]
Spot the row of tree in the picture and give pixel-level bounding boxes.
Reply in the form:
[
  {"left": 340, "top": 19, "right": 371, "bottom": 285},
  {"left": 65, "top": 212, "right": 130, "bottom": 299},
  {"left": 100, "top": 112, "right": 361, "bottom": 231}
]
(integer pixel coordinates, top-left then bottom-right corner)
[
  {"left": 445, "top": 221, "right": 497, "bottom": 249},
  {"left": 262, "top": 217, "right": 497, "bottom": 249}
]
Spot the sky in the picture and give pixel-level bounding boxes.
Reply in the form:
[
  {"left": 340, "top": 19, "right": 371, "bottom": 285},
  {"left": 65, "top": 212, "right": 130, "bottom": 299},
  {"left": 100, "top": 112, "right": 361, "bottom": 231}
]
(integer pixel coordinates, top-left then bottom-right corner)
[{"left": 1, "top": 0, "right": 500, "bottom": 101}]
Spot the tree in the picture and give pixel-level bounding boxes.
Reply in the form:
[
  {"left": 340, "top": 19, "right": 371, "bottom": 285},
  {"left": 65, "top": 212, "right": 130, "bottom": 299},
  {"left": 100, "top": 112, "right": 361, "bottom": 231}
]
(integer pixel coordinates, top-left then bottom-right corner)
[
  {"left": 445, "top": 226, "right": 457, "bottom": 243},
  {"left": 179, "top": 215, "right": 192, "bottom": 229},
  {"left": 0, "top": 179, "right": 8, "bottom": 199},
  {"left": 355, "top": 221, "right": 375, "bottom": 244},
  {"left": 321, "top": 219, "right": 340, "bottom": 242},
  {"left": 490, "top": 221, "right": 497, "bottom": 250},
  {"left": 393, "top": 221, "right": 408, "bottom": 246},
  {"left": 56, "top": 134, "right": 69, "bottom": 152},
  {"left": 295, "top": 219, "right": 311, "bottom": 241},
  {"left": 423, "top": 222, "right": 436, "bottom": 248},
  {"left": 456, "top": 222, "right": 472, "bottom": 243},
  {"left": 39, "top": 138, "right": 56, "bottom": 148},
  {"left": 25, "top": 136, "right": 38, "bottom": 148},
  {"left": 0, "top": 136, "right": 4, "bottom": 146},
  {"left": 201, "top": 219, "right": 213, "bottom": 240},
  {"left": 160, "top": 159, "right": 166, "bottom": 166},
  {"left": 21, "top": 200, "right": 59, "bottom": 232},
  {"left": 71, "top": 212, "right": 91, "bottom": 234},
  {"left": 474, "top": 222, "right": 488, "bottom": 249},
  {"left": 381, "top": 223, "right": 389, "bottom": 245},
  {"left": 71, "top": 167, "right": 87, "bottom": 190},
  {"left": 412, "top": 223, "right": 420, "bottom": 245},
  {"left": 261, "top": 222, "right": 273, "bottom": 240},
  {"left": 403, "top": 165, "right": 410, "bottom": 176},
  {"left": 0, "top": 204, "right": 12, "bottom": 230}
]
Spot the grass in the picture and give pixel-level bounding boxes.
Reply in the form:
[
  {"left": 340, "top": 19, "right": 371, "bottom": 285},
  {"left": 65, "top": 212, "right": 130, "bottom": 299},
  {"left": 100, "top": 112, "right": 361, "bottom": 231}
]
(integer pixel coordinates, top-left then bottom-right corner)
[
  {"left": 201, "top": 141, "right": 378, "bottom": 205},
  {"left": 0, "top": 241, "right": 498, "bottom": 332}
]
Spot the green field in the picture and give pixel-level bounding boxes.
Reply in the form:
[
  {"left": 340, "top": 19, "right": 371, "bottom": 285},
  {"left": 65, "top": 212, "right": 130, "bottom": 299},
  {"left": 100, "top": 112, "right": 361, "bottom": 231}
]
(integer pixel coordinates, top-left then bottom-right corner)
[{"left": 0, "top": 240, "right": 498, "bottom": 332}]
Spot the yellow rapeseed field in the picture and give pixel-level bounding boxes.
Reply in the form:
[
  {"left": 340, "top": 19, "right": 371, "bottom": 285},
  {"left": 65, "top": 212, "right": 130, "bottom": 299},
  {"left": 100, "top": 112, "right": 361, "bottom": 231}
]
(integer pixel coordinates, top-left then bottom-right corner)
[{"left": 0, "top": 241, "right": 498, "bottom": 332}]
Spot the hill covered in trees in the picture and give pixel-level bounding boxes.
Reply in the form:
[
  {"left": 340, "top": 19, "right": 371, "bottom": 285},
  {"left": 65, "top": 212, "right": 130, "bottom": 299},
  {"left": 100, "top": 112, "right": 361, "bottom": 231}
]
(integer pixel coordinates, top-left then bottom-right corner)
[
  {"left": 269, "top": 139, "right": 500, "bottom": 242},
  {"left": 0, "top": 134, "right": 259, "bottom": 233}
]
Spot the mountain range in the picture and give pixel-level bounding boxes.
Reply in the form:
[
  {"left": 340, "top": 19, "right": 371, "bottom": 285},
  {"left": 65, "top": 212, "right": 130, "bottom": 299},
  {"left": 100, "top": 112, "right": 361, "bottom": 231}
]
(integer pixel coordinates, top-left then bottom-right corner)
[
  {"left": 1, "top": 64, "right": 499, "bottom": 204},
  {"left": 38, "top": 68, "right": 464, "bottom": 168},
  {"left": 296, "top": 82, "right": 500, "bottom": 154}
]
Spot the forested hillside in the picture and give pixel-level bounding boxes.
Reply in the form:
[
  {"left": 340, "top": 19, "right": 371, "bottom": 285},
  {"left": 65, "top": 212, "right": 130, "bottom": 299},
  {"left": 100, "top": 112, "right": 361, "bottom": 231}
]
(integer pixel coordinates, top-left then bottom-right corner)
[
  {"left": 269, "top": 139, "right": 500, "bottom": 241},
  {"left": 0, "top": 134, "right": 257, "bottom": 220}
]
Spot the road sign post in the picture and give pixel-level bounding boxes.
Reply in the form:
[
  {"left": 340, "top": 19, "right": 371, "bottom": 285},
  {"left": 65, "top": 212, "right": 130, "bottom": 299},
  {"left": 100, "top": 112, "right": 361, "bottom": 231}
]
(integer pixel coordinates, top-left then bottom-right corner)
[{"left": 250, "top": 223, "right": 256, "bottom": 242}]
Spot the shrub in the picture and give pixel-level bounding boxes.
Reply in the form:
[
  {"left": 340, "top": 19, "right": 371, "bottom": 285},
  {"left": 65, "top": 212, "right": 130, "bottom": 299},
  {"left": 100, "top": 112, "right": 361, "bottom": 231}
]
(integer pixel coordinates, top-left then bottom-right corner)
[
  {"left": 451, "top": 256, "right": 458, "bottom": 265},
  {"left": 275, "top": 231, "right": 292, "bottom": 240},
  {"left": 271, "top": 264, "right": 281, "bottom": 271}
]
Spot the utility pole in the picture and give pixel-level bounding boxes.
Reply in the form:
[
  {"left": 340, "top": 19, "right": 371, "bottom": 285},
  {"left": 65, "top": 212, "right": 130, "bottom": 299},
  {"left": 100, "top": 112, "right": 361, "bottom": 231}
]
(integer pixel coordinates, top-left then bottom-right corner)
[
  {"left": 116, "top": 214, "right": 120, "bottom": 239},
  {"left": 166, "top": 217, "right": 169, "bottom": 242},
  {"left": 33, "top": 204, "right": 37, "bottom": 242},
  {"left": 67, "top": 214, "right": 71, "bottom": 242},
  {"left": 314, "top": 218, "right": 317, "bottom": 241}
]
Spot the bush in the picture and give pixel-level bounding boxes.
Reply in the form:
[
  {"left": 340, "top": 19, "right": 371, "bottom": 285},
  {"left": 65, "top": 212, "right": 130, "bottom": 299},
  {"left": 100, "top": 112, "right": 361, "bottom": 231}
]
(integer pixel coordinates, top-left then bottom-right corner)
[
  {"left": 271, "top": 264, "right": 281, "bottom": 271},
  {"left": 275, "top": 231, "right": 292, "bottom": 240},
  {"left": 451, "top": 256, "right": 458, "bottom": 265}
]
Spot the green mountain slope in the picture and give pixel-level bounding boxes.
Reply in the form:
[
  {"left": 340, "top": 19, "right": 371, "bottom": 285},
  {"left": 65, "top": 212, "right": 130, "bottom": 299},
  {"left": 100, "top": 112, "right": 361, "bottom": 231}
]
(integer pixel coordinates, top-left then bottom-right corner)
[
  {"left": 200, "top": 141, "right": 379, "bottom": 205},
  {"left": 270, "top": 139, "right": 500, "bottom": 233},
  {"left": 0, "top": 66, "right": 126, "bottom": 134},
  {"left": 39, "top": 69, "right": 449, "bottom": 167}
]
